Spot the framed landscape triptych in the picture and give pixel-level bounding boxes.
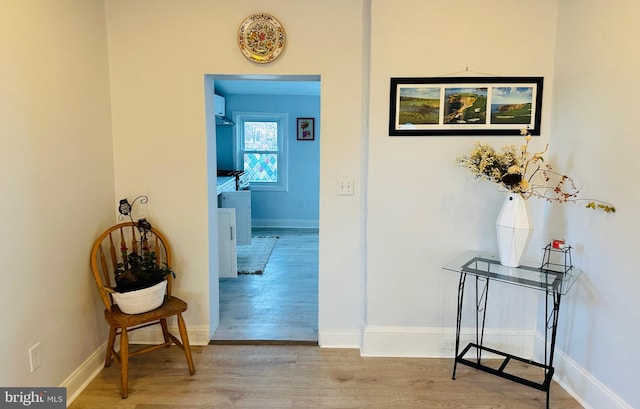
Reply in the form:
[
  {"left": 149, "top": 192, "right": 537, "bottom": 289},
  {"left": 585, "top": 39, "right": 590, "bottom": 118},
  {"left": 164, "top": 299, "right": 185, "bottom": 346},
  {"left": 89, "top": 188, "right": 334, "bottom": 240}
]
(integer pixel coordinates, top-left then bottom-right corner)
[{"left": 389, "top": 76, "right": 544, "bottom": 136}]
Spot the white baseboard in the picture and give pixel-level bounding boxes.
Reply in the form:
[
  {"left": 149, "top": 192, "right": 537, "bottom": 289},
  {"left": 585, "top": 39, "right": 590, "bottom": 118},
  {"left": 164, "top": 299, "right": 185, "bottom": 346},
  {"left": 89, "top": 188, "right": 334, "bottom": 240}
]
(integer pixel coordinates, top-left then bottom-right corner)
[
  {"left": 534, "top": 334, "right": 633, "bottom": 409},
  {"left": 318, "top": 330, "right": 362, "bottom": 349},
  {"left": 252, "top": 218, "right": 319, "bottom": 229},
  {"left": 362, "top": 325, "right": 535, "bottom": 358},
  {"left": 61, "top": 341, "right": 107, "bottom": 407}
]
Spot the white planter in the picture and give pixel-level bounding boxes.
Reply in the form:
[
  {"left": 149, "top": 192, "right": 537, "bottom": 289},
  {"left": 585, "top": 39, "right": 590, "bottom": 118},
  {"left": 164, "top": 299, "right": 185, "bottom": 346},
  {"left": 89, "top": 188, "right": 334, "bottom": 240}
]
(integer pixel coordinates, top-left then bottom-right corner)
[
  {"left": 112, "top": 280, "right": 167, "bottom": 314},
  {"left": 496, "top": 193, "right": 533, "bottom": 267}
]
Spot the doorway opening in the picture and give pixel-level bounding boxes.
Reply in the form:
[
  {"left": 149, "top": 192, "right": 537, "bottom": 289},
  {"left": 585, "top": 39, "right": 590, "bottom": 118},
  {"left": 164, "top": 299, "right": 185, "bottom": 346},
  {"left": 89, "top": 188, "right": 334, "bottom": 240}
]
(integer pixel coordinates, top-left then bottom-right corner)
[{"left": 205, "top": 74, "right": 320, "bottom": 344}]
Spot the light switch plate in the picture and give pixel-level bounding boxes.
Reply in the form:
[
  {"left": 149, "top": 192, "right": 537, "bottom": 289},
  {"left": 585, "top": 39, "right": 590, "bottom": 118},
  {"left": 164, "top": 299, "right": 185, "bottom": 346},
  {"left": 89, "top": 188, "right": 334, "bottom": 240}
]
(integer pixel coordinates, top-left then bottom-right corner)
[{"left": 337, "top": 178, "right": 354, "bottom": 195}]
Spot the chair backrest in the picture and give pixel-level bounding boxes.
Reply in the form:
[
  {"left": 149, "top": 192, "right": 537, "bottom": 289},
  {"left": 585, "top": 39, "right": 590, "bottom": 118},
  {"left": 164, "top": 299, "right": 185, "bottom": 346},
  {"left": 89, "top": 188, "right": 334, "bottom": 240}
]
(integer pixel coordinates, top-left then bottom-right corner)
[{"left": 90, "top": 222, "right": 173, "bottom": 311}]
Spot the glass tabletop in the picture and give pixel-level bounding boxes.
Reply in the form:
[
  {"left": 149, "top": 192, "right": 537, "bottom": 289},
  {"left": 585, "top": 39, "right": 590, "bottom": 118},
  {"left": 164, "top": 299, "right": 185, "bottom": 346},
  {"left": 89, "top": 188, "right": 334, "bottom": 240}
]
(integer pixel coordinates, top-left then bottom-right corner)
[{"left": 442, "top": 251, "right": 582, "bottom": 295}]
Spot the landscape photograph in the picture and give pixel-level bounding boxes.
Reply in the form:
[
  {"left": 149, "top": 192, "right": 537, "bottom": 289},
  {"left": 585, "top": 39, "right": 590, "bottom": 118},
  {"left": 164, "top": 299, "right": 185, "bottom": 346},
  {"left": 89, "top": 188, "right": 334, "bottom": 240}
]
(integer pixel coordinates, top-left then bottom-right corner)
[
  {"left": 443, "top": 87, "right": 487, "bottom": 124},
  {"left": 490, "top": 86, "right": 534, "bottom": 124},
  {"left": 398, "top": 87, "right": 441, "bottom": 125}
]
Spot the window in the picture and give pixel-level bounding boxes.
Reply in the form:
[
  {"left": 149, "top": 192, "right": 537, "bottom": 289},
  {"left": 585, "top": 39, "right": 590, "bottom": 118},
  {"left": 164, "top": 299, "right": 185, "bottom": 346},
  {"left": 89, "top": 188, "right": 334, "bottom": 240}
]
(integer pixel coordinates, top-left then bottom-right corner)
[{"left": 235, "top": 112, "right": 288, "bottom": 191}]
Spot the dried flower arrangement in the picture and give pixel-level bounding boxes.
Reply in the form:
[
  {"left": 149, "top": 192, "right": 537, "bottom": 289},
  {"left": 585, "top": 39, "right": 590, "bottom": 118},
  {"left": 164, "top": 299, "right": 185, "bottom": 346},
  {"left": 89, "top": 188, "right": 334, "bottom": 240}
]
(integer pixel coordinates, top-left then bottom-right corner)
[{"left": 456, "top": 129, "right": 615, "bottom": 213}]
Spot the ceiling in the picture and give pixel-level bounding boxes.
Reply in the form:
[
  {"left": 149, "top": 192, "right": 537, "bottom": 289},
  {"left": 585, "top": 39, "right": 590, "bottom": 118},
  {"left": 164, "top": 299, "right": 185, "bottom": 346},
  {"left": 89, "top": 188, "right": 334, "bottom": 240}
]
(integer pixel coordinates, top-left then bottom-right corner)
[{"left": 213, "top": 75, "right": 320, "bottom": 97}]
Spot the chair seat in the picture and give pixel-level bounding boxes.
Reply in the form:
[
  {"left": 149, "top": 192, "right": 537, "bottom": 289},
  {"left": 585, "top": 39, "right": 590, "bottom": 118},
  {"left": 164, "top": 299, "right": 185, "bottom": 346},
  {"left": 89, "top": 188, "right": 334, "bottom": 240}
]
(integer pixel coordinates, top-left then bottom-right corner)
[{"left": 105, "top": 296, "right": 188, "bottom": 327}]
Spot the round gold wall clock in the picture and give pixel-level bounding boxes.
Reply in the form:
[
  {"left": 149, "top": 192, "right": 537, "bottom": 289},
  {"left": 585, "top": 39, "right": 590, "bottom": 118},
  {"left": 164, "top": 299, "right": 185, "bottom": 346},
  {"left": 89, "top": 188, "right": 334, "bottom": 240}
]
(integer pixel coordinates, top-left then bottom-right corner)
[{"left": 237, "top": 13, "right": 286, "bottom": 64}]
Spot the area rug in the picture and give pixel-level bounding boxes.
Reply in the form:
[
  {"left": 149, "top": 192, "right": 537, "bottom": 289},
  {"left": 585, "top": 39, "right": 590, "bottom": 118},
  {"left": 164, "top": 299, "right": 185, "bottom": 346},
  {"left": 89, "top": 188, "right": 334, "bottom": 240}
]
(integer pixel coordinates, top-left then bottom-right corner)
[{"left": 236, "top": 236, "right": 278, "bottom": 274}]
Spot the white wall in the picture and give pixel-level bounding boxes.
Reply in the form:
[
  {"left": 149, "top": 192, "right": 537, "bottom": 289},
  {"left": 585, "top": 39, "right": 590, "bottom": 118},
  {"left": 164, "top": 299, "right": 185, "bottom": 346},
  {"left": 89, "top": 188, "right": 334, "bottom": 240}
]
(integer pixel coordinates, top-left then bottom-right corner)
[
  {"left": 364, "top": 0, "right": 559, "bottom": 355},
  {"left": 104, "top": 0, "right": 367, "bottom": 345},
  {"left": 0, "top": 0, "right": 114, "bottom": 393},
  {"left": 545, "top": 1, "right": 639, "bottom": 407}
]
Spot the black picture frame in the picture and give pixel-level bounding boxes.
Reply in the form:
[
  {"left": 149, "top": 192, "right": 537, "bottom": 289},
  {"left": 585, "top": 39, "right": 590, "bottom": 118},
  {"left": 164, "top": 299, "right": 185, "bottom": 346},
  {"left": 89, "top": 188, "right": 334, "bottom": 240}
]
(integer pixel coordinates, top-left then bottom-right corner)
[
  {"left": 389, "top": 76, "right": 544, "bottom": 136},
  {"left": 297, "top": 118, "right": 315, "bottom": 140}
]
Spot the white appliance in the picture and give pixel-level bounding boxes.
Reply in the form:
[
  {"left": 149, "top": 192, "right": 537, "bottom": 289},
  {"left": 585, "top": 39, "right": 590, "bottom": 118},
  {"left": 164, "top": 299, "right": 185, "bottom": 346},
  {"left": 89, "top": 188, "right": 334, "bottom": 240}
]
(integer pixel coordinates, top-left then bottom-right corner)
[
  {"left": 217, "top": 208, "right": 237, "bottom": 278},
  {"left": 218, "top": 190, "right": 252, "bottom": 246}
]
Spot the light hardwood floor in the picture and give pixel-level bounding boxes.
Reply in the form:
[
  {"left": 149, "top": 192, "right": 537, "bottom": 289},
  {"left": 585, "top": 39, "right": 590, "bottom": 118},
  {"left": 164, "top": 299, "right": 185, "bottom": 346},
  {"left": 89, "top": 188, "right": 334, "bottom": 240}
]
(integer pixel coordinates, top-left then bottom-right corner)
[
  {"left": 72, "top": 229, "right": 582, "bottom": 408},
  {"left": 211, "top": 228, "right": 319, "bottom": 343},
  {"left": 69, "top": 344, "right": 582, "bottom": 408}
]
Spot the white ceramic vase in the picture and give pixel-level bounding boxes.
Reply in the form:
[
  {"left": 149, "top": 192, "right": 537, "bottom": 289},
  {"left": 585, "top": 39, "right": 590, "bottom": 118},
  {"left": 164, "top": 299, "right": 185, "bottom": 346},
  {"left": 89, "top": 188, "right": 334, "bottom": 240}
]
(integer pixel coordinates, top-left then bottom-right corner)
[
  {"left": 112, "top": 279, "right": 167, "bottom": 314},
  {"left": 496, "top": 193, "right": 533, "bottom": 267}
]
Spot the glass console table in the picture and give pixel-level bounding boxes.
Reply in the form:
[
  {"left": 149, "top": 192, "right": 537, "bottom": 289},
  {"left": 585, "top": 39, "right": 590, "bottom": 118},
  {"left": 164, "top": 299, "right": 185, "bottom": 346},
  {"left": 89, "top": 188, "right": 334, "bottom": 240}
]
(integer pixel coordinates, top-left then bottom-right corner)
[{"left": 442, "top": 251, "right": 581, "bottom": 409}]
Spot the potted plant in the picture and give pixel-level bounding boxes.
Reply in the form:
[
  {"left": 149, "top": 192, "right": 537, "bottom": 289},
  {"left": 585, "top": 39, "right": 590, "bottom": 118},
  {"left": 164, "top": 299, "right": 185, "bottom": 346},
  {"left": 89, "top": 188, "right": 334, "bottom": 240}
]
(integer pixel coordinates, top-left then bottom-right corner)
[
  {"left": 110, "top": 198, "right": 176, "bottom": 314},
  {"left": 114, "top": 218, "right": 175, "bottom": 292}
]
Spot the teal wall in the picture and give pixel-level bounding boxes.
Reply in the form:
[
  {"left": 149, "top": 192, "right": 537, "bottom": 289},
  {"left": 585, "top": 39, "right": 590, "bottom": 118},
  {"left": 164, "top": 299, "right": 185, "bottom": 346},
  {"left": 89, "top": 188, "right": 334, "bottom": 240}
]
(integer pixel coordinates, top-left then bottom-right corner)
[{"left": 216, "top": 94, "right": 320, "bottom": 227}]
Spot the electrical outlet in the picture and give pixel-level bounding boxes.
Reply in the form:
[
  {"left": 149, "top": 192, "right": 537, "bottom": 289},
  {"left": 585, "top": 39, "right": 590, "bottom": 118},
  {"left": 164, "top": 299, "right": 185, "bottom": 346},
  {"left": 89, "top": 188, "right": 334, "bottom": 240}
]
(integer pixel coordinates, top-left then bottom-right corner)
[
  {"left": 337, "top": 178, "right": 354, "bottom": 195},
  {"left": 29, "top": 342, "right": 42, "bottom": 372}
]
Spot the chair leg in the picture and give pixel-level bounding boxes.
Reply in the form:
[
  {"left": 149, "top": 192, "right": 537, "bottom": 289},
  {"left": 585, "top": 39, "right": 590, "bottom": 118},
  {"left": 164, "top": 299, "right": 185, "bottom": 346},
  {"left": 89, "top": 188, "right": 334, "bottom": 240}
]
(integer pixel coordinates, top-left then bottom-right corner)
[
  {"left": 160, "top": 318, "right": 171, "bottom": 345},
  {"left": 120, "top": 327, "right": 129, "bottom": 399},
  {"left": 105, "top": 327, "right": 116, "bottom": 368},
  {"left": 177, "top": 313, "right": 195, "bottom": 375}
]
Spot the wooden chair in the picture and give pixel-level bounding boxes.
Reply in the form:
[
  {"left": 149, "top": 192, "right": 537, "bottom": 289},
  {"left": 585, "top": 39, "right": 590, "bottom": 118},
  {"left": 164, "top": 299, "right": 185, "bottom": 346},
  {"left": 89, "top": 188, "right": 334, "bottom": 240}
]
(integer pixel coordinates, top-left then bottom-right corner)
[{"left": 90, "top": 222, "right": 195, "bottom": 398}]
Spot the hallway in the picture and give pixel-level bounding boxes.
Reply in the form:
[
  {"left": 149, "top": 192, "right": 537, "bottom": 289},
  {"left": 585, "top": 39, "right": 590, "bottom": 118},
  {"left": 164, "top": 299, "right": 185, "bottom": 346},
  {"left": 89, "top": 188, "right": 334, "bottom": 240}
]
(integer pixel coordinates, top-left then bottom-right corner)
[{"left": 211, "top": 228, "right": 319, "bottom": 343}]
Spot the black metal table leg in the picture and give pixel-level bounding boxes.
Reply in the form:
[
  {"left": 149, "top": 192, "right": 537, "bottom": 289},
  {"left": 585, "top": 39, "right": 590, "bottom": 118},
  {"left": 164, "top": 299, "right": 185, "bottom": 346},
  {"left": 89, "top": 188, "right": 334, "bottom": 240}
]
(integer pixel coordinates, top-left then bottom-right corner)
[
  {"left": 544, "top": 290, "right": 562, "bottom": 409},
  {"left": 475, "top": 276, "right": 489, "bottom": 363},
  {"left": 452, "top": 272, "right": 466, "bottom": 380}
]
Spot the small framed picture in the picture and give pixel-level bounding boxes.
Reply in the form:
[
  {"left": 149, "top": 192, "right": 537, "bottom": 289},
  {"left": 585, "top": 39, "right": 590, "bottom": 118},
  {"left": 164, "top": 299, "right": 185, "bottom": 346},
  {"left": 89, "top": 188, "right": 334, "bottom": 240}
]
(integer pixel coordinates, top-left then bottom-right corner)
[{"left": 296, "top": 118, "right": 315, "bottom": 141}]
